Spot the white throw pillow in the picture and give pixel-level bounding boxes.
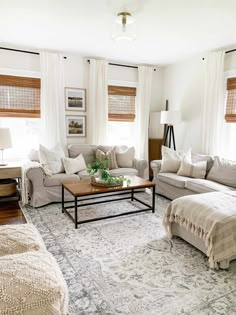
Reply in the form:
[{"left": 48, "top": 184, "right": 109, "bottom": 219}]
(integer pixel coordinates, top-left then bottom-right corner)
[
  {"left": 160, "top": 146, "right": 191, "bottom": 173},
  {"left": 177, "top": 155, "right": 207, "bottom": 179},
  {"left": 207, "top": 156, "right": 236, "bottom": 188},
  {"left": 39, "top": 144, "right": 65, "bottom": 175},
  {"left": 63, "top": 154, "right": 87, "bottom": 175},
  {"left": 115, "top": 146, "right": 135, "bottom": 168}
]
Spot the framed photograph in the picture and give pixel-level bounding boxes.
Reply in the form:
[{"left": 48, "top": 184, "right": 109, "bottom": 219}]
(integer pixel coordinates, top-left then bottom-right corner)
[
  {"left": 66, "top": 116, "right": 86, "bottom": 137},
  {"left": 65, "top": 88, "right": 86, "bottom": 111}
]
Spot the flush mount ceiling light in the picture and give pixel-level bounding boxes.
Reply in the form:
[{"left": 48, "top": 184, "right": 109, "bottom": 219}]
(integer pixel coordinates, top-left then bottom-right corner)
[{"left": 112, "top": 12, "right": 136, "bottom": 41}]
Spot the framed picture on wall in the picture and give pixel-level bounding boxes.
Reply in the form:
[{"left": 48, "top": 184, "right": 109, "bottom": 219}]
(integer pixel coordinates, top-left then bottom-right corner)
[
  {"left": 66, "top": 115, "right": 86, "bottom": 137},
  {"left": 65, "top": 88, "right": 86, "bottom": 111}
]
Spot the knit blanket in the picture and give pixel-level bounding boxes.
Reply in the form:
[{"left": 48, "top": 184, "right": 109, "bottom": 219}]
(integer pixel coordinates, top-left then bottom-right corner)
[
  {"left": 163, "top": 191, "right": 236, "bottom": 269},
  {"left": 21, "top": 162, "right": 45, "bottom": 205}
]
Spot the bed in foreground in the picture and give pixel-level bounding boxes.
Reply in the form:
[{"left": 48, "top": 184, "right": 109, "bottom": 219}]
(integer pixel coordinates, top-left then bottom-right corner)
[{"left": 163, "top": 191, "right": 236, "bottom": 269}]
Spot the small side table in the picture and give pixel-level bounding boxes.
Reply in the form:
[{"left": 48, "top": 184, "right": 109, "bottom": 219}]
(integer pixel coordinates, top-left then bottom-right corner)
[{"left": 0, "top": 163, "right": 22, "bottom": 202}]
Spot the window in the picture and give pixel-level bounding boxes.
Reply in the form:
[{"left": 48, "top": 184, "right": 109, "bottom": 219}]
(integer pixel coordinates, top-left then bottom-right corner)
[
  {"left": 107, "top": 84, "right": 137, "bottom": 146},
  {"left": 0, "top": 74, "right": 40, "bottom": 118},
  {"left": 225, "top": 77, "right": 236, "bottom": 123},
  {"left": 0, "top": 74, "right": 41, "bottom": 162}
]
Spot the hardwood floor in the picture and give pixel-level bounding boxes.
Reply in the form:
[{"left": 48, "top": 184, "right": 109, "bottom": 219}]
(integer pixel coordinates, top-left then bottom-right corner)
[{"left": 0, "top": 201, "right": 26, "bottom": 225}]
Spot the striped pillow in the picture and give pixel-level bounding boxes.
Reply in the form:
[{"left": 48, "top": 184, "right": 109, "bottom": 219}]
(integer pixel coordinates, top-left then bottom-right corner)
[{"left": 96, "top": 148, "right": 118, "bottom": 169}]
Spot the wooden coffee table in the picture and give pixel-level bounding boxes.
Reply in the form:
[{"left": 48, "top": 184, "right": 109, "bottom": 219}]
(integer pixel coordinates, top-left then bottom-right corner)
[{"left": 62, "top": 176, "right": 155, "bottom": 228}]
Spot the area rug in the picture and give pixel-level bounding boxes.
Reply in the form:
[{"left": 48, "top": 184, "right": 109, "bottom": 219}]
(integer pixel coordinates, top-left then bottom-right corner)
[{"left": 21, "top": 193, "right": 236, "bottom": 315}]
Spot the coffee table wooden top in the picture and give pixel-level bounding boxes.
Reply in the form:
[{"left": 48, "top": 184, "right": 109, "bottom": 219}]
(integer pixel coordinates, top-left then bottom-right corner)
[{"left": 62, "top": 176, "right": 155, "bottom": 197}]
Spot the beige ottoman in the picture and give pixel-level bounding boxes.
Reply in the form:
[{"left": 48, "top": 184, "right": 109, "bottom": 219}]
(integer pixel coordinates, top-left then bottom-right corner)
[
  {"left": 0, "top": 224, "right": 46, "bottom": 256},
  {"left": 0, "top": 251, "right": 69, "bottom": 315}
]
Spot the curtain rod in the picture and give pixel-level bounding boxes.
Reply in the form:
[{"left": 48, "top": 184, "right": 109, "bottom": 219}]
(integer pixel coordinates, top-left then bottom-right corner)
[
  {"left": 202, "top": 49, "right": 236, "bottom": 60},
  {"left": 87, "top": 60, "right": 156, "bottom": 71},
  {"left": 0, "top": 47, "right": 67, "bottom": 59}
]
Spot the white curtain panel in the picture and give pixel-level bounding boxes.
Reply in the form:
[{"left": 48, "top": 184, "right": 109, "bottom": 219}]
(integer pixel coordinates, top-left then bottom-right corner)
[
  {"left": 201, "top": 50, "right": 225, "bottom": 155},
  {"left": 136, "top": 66, "right": 153, "bottom": 165},
  {"left": 40, "top": 52, "right": 66, "bottom": 148},
  {"left": 88, "top": 59, "right": 108, "bottom": 145}
]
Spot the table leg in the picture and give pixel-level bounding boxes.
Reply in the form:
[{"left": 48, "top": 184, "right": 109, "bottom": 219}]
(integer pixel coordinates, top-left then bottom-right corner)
[
  {"left": 62, "top": 185, "right": 64, "bottom": 213},
  {"left": 152, "top": 185, "right": 156, "bottom": 213},
  {"left": 75, "top": 196, "right": 78, "bottom": 229},
  {"left": 131, "top": 188, "right": 134, "bottom": 201}
]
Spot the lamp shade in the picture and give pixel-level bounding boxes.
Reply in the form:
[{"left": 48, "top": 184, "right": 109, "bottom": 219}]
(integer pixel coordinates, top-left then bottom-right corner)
[
  {"left": 0, "top": 128, "right": 12, "bottom": 149},
  {"left": 160, "top": 111, "right": 180, "bottom": 125}
]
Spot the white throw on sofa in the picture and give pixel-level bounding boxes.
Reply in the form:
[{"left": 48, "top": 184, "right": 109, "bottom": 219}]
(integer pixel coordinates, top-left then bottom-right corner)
[
  {"left": 151, "top": 146, "right": 236, "bottom": 200},
  {"left": 24, "top": 144, "right": 148, "bottom": 207}
]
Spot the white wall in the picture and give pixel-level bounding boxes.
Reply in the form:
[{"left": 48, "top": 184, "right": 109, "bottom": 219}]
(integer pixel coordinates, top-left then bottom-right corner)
[{"left": 162, "top": 50, "right": 236, "bottom": 153}]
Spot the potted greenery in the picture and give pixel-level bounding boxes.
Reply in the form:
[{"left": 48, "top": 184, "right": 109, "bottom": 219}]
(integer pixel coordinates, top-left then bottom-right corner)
[{"left": 87, "top": 158, "right": 131, "bottom": 186}]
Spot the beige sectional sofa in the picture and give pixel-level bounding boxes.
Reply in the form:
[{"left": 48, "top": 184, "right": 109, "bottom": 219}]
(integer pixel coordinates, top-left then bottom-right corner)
[
  {"left": 151, "top": 152, "right": 236, "bottom": 200},
  {"left": 0, "top": 224, "right": 68, "bottom": 314},
  {"left": 25, "top": 144, "right": 148, "bottom": 207}
]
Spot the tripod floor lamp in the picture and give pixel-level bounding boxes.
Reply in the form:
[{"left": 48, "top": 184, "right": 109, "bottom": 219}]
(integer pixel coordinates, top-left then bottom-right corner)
[{"left": 160, "top": 111, "right": 180, "bottom": 150}]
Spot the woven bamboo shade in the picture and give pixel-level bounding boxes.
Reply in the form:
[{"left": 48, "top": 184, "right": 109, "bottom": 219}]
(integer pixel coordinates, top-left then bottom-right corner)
[
  {"left": 108, "top": 85, "right": 136, "bottom": 122},
  {"left": 225, "top": 78, "right": 236, "bottom": 123},
  {"left": 0, "top": 75, "right": 40, "bottom": 118}
]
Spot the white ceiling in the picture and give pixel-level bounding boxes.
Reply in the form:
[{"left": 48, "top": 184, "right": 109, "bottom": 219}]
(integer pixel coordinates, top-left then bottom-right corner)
[{"left": 1, "top": 0, "right": 236, "bottom": 65}]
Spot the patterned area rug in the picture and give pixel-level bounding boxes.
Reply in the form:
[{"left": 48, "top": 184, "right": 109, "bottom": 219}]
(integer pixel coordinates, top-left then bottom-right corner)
[{"left": 21, "top": 193, "right": 236, "bottom": 315}]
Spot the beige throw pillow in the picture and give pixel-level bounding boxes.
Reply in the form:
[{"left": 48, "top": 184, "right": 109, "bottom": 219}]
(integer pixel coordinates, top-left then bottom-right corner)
[
  {"left": 39, "top": 144, "right": 65, "bottom": 175},
  {"left": 63, "top": 154, "right": 87, "bottom": 175},
  {"left": 160, "top": 146, "right": 191, "bottom": 173},
  {"left": 115, "top": 146, "right": 135, "bottom": 168},
  {"left": 207, "top": 156, "right": 236, "bottom": 188},
  {"left": 96, "top": 148, "right": 118, "bottom": 169},
  {"left": 177, "top": 156, "right": 207, "bottom": 179}
]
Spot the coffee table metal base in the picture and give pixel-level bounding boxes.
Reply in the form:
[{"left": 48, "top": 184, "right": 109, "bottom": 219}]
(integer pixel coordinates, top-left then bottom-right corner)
[{"left": 62, "top": 186, "right": 155, "bottom": 229}]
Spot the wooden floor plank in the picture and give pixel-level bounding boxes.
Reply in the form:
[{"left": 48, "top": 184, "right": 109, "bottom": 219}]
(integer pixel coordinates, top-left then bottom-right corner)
[{"left": 0, "top": 201, "right": 26, "bottom": 225}]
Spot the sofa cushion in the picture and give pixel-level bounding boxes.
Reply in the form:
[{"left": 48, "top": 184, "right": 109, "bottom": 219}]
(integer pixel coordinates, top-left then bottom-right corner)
[
  {"left": 0, "top": 251, "right": 68, "bottom": 315},
  {"left": 68, "top": 144, "right": 96, "bottom": 164},
  {"left": 44, "top": 173, "right": 80, "bottom": 187},
  {"left": 39, "top": 144, "right": 65, "bottom": 175},
  {"left": 185, "top": 178, "right": 236, "bottom": 194},
  {"left": 109, "top": 168, "right": 138, "bottom": 176},
  {"left": 115, "top": 146, "right": 135, "bottom": 168},
  {"left": 78, "top": 169, "right": 91, "bottom": 179},
  {"left": 191, "top": 152, "right": 214, "bottom": 174},
  {"left": 177, "top": 156, "right": 207, "bottom": 179},
  {"left": 0, "top": 224, "right": 46, "bottom": 257},
  {"left": 157, "top": 173, "right": 190, "bottom": 188},
  {"left": 160, "top": 146, "right": 191, "bottom": 173},
  {"left": 96, "top": 148, "right": 118, "bottom": 169},
  {"left": 63, "top": 154, "right": 87, "bottom": 175},
  {"left": 207, "top": 156, "right": 236, "bottom": 188}
]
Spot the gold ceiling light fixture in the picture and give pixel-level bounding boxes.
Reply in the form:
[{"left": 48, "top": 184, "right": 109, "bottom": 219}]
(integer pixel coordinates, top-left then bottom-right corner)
[{"left": 112, "top": 11, "right": 136, "bottom": 41}]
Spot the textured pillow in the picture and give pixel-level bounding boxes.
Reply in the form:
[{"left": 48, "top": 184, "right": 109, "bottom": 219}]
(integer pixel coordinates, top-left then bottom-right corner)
[
  {"left": 207, "top": 156, "right": 236, "bottom": 188},
  {"left": 63, "top": 154, "right": 87, "bottom": 175},
  {"left": 39, "top": 144, "right": 65, "bottom": 175},
  {"left": 160, "top": 146, "right": 191, "bottom": 173},
  {"left": 177, "top": 156, "right": 207, "bottom": 179},
  {"left": 191, "top": 152, "right": 214, "bottom": 174},
  {"left": 115, "top": 146, "right": 135, "bottom": 168},
  {"left": 96, "top": 148, "right": 118, "bottom": 169}
]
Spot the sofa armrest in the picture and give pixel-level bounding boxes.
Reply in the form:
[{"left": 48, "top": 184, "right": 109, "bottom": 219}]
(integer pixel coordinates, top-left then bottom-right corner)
[
  {"left": 133, "top": 158, "right": 148, "bottom": 178},
  {"left": 22, "top": 162, "right": 46, "bottom": 205},
  {"left": 150, "top": 160, "right": 162, "bottom": 181}
]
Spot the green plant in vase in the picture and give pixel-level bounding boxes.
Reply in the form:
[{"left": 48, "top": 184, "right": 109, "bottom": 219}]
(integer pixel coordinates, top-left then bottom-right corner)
[{"left": 87, "top": 158, "right": 131, "bottom": 186}]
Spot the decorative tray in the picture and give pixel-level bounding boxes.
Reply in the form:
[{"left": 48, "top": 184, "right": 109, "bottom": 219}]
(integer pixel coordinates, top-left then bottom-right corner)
[{"left": 91, "top": 176, "right": 123, "bottom": 187}]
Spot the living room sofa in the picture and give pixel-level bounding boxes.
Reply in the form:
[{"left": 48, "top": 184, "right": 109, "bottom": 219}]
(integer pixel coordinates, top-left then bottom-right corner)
[
  {"left": 25, "top": 144, "right": 148, "bottom": 207},
  {"left": 151, "top": 152, "right": 236, "bottom": 200}
]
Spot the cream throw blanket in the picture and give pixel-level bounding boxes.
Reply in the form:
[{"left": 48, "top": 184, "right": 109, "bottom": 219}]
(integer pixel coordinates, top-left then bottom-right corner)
[{"left": 163, "top": 191, "right": 236, "bottom": 269}]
